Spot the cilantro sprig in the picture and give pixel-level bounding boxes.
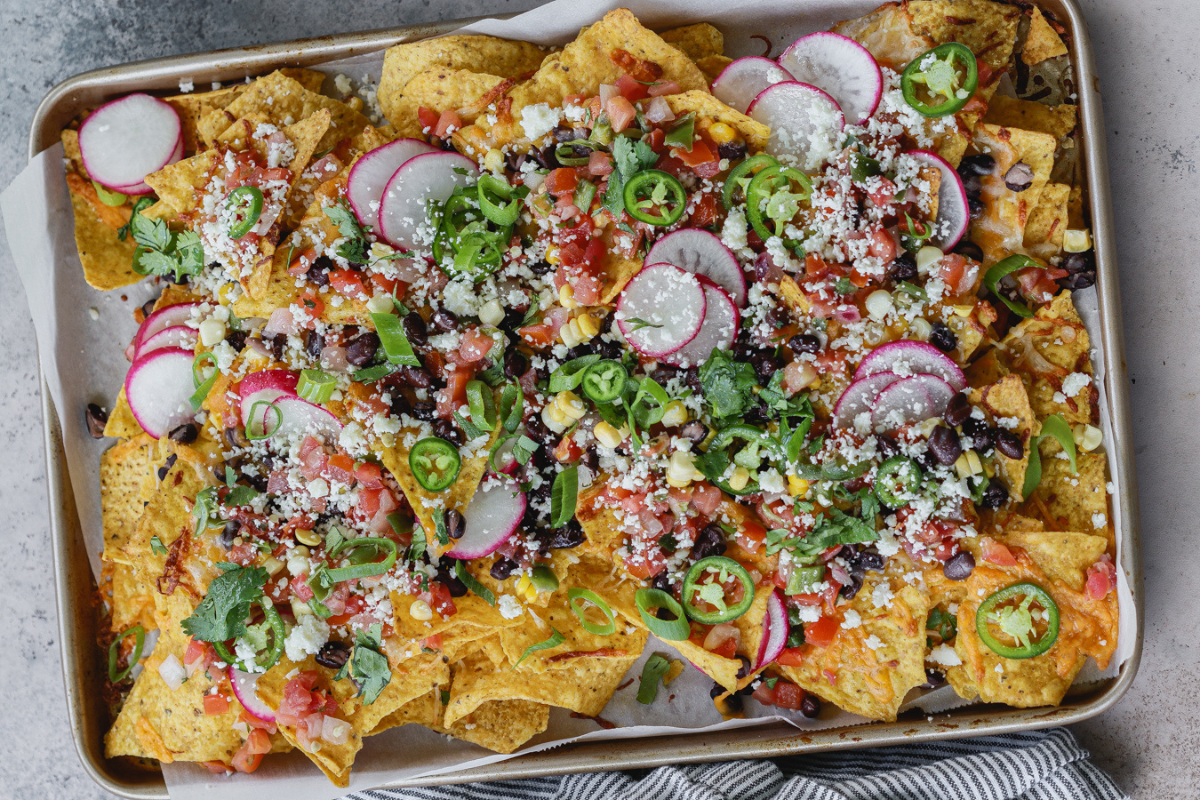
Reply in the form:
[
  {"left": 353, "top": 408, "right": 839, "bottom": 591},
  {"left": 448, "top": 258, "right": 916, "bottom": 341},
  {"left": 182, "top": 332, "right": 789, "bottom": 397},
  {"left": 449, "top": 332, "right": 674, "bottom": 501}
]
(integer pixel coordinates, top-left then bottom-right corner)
[
  {"left": 604, "top": 135, "right": 658, "bottom": 218},
  {"left": 181, "top": 564, "right": 268, "bottom": 644},
  {"left": 124, "top": 198, "right": 206, "bottom": 282},
  {"left": 324, "top": 202, "right": 371, "bottom": 264}
]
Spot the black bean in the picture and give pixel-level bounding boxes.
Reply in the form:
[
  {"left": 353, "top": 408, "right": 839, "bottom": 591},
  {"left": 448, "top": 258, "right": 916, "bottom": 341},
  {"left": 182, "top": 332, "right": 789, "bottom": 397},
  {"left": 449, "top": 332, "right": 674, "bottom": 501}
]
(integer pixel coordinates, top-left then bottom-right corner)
[
  {"left": 267, "top": 333, "right": 286, "bottom": 361},
  {"left": 217, "top": 521, "right": 238, "bottom": 550},
  {"left": 1061, "top": 269, "right": 1096, "bottom": 290},
  {"left": 749, "top": 351, "right": 781, "bottom": 383},
  {"left": 490, "top": 556, "right": 518, "bottom": 580},
  {"left": 432, "top": 418, "right": 464, "bottom": 446},
  {"left": 679, "top": 420, "right": 709, "bottom": 447},
  {"left": 858, "top": 551, "right": 886, "bottom": 572},
  {"left": 717, "top": 141, "right": 748, "bottom": 161},
  {"left": 567, "top": 344, "right": 596, "bottom": 361},
  {"left": 443, "top": 509, "right": 466, "bottom": 541},
  {"left": 788, "top": 333, "right": 821, "bottom": 354},
  {"left": 315, "top": 641, "right": 351, "bottom": 669},
  {"left": 140, "top": 297, "right": 157, "bottom": 319},
  {"left": 410, "top": 401, "right": 436, "bottom": 422},
  {"left": 922, "top": 669, "right": 947, "bottom": 690},
  {"left": 389, "top": 392, "right": 412, "bottom": 417},
  {"left": 972, "top": 426, "right": 996, "bottom": 454},
  {"left": 651, "top": 571, "right": 675, "bottom": 594},
  {"left": 592, "top": 338, "right": 623, "bottom": 361},
  {"left": 961, "top": 415, "right": 987, "bottom": 437},
  {"left": 225, "top": 330, "right": 247, "bottom": 353},
  {"left": 550, "top": 519, "right": 586, "bottom": 549},
  {"left": 85, "top": 403, "right": 109, "bottom": 438},
  {"left": 580, "top": 446, "right": 600, "bottom": 473},
  {"left": 524, "top": 414, "right": 557, "bottom": 448},
  {"left": 753, "top": 252, "right": 776, "bottom": 283},
  {"left": 1059, "top": 251, "right": 1096, "bottom": 290},
  {"left": 710, "top": 681, "right": 728, "bottom": 700},
  {"left": 942, "top": 550, "right": 976, "bottom": 581},
  {"left": 1004, "top": 161, "right": 1035, "bottom": 192},
  {"left": 917, "top": 449, "right": 939, "bottom": 472},
  {"left": 552, "top": 124, "right": 574, "bottom": 143},
  {"left": 168, "top": 423, "right": 199, "bottom": 444},
  {"left": 504, "top": 151, "right": 527, "bottom": 173},
  {"left": 528, "top": 259, "right": 553, "bottom": 276},
  {"left": 403, "top": 313, "right": 428, "bottom": 346},
  {"left": 960, "top": 173, "right": 983, "bottom": 197},
  {"left": 499, "top": 350, "right": 527, "bottom": 380},
  {"left": 763, "top": 306, "right": 790, "bottom": 330},
  {"left": 305, "top": 329, "right": 324, "bottom": 359},
  {"left": 431, "top": 309, "right": 458, "bottom": 332},
  {"left": 958, "top": 153, "right": 996, "bottom": 177},
  {"left": 345, "top": 332, "right": 380, "bottom": 366},
  {"left": 246, "top": 472, "right": 268, "bottom": 493},
  {"left": 887, "top": 252, "right": 918, "bottom": 282},
  {"left": 929, "top": 321, "right": 958, "bottom": 353},
  {"left": 979, "top": 478, "right": 1009, "bottom": 509},
  {"left": 953, "top": 240, "right": 984, "bottom": 262},
  {"left": 308, "top": 256, "right": 332, "bottom": 287},
  {"left": 799, "top": 695, "right": 821, "bottom": 719},
  {"left": 735, "top": 655, "right": 753, "bottom": 680},
  {"left": 995, "top": 429, "right": 1024, "bottom": 460},
  {"left": 943, "top": 392, "right": 972, "bottom": 427},
  {"left": 968, "top": 196, "right": 985, "bottom": 220},
  {"left": 692, "top": 524, "right": 728, "bottom": 560},
  {"left": 928, "top": 426, "right": 962, "bottom": 466},
  {"left": 156, "top": 453, "right": 178, "bottom": 481},
  {"left": 876, "top": 434, "right": 900, "bottom": 459},
  {"left": 435, "top": 567, "right": 469, "bottom": 597},
  {"left": 839, "top": 572, "right": 864, "bottom": 600}
]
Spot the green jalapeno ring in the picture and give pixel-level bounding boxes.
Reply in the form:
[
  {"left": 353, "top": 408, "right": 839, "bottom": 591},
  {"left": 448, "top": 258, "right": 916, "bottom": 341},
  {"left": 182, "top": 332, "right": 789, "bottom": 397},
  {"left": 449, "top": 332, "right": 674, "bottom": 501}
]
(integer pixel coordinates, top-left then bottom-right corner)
[
  {"left": 745, "top": 165, "right": 813, "bottom": 243},
  {"left": 682, "top": 556, "right": 755, "bottom": 624},
  {"left": 581, "top": 359, "right": 628, "bottom": 403},
  {"left": 623, "top": 169, "right": 687, "bottom": 227},
  {"left": 212, "top": 597, "right": 286, "bottom": 672},
  {"left": 975, "top": 581, "right": 1060, "bottom": 659},
  {"left": 225, "top": 186, "right": 264, "bottom": 239},
  {"left": 409, "top": 437, "right": 463, "bottom": 492},
  {"left": 721, "top": 153, "right": 778, "bottom": 211},
  {"left": 901, "top": 42, "right": 979, "bottom": 118},
  {"left": 873, "top": 456, "right": 922, "bottom": 507}
]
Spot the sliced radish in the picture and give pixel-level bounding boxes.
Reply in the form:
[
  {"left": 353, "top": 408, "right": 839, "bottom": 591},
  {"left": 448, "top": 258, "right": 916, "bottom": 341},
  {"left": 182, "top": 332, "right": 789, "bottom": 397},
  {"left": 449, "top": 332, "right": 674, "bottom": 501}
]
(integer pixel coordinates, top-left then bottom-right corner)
[
  {"left": 346, "top": 138, "right": 438, "bottom": 229},
  {"left": 230, "top": 668, "right": 276, "bottom": 724},
  {"left": 107, "top": 136, "right": 184, "bottom": 196},
  {"left": 644, "top": 229, "right": 747, "bottom": 307},
  {"left": 378, "top": 151, "right": 479, "bottom": 250},
  {"left": 871, "top": 374, "right": 955, "bottom": 431},
  {"left": 446, "top": 480, "right": 527, "bottom": 560},
  {"left": 853, "top": 339, "right": 966, "bottom": 391},
  {"left": 237, "top": 369, "right": 300, "bottom": 399},
  {"left": 254, "top": 396, "right": 343, "bottom": 442},
  {"left": 906, "top": 150, "right": 970, "bottom": 250},
  {"left": 78, "top": 93, "right": 183, "bottom": 192},
  {"left": 124, "top": 347, "right": 196, "bottom": 438},
  {"left": 135, "top": 325, "right": 197, "bottom": 359},
  {"left": 755, "top": 589, "right": 789, "bottom": 668},
  {"left": 660, "top": 278, "right": 739, "bottom": 369},
  {"left": 615, "top": 263, "right": 705, "bottom": 358},
  {"left": 778, "top": 32, "right": 883, "bottom": 125},
  {"left": 747, "top": 82, "right": 845, "bottom": 172},
  {"left": 710, "top": 57, "right": 794, "bottom": 115},
  {"left": 831, "top": 371, "right": 900, "bottom": 430},
  {"left": 135, "top": 302, "right": 200, "bottom": 351}
]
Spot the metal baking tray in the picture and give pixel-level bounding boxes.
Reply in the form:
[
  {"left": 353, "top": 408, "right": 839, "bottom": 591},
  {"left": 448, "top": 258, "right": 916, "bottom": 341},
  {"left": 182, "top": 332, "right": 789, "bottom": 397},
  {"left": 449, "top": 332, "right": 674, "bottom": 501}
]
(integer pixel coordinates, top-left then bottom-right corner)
[{"left": 28, "top": 1, "right": 1143, "bottom": 796}]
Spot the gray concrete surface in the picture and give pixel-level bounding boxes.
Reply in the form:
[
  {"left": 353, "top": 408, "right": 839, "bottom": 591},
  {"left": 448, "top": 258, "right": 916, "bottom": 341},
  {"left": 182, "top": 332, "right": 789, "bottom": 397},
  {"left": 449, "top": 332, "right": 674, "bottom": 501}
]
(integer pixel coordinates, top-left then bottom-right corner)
[{"left": 0, "top": 0, "right": 1195, "bottom": 797}]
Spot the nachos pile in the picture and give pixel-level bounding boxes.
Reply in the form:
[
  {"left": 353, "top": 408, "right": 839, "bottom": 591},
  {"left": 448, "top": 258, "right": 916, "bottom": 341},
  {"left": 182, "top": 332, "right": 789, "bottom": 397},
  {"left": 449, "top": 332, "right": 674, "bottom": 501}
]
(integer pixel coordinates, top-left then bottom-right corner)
[{"left": 66, "top": 1, "right": 1116, "bottom": 786}]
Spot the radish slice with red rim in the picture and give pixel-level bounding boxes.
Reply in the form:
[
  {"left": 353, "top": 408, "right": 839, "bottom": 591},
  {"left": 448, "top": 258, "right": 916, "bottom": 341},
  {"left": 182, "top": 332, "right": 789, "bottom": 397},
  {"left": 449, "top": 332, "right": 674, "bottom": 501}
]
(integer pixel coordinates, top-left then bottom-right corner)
[
  {"left": 237, "top": 369, "right": 300, "bottom": 400},
  {"left": 78, "top": 93, "right": 183, "bottom": 192},
  {"left": 778, "top": 32, "right": 883, "bottom": 125},
  {"left": 346, "top": 138, "right": 438, "bottom": 229},
  {"left": 871, "top": 374, "right": 955, "bottom": 432},
  {"left": 135, "top": 325, "right": 197, "bottom": 360},
  {"left": 906, "top": 150, "right": 970, "bottom": 250},
  {"left": 660, "top": 278, "right": 739, "bottom": 369},
  {"left": 644, "top": 229, "right": 746, "bottom": 307},
  {"left": 711, "top": 57, "right": 794, "bottom": 115},
  {"left": 124, "top": 347, "right": 197, "bottom": 438},
  {"left": 446, "top": 480, "right": 527, "bottom": 560},
  {"left": 135, "top": 302, "right": 200, "bottom": 350},
  {"left": 756, "top": 589, "right": 789, "bottom": 668},
  {"left": 747, "top": 82, "right": 845, "bottom": 172},
  {"left": 831, "top": 371, "right": 900, "bottom": 430},
  {"left": 378, "top": 151, "right": 479, "bottom": 251},
  {"left": 260, "top": 396, "right": 343, "bottom": 442},
  {"left": 230, "top": 668, "right": 276, "bottom": 724},
  {"left": 853, "top": 339, "right": 966, "bottom": 391},
  {"left": 616, "top": 263, "right": 706, "bottom": 358}
]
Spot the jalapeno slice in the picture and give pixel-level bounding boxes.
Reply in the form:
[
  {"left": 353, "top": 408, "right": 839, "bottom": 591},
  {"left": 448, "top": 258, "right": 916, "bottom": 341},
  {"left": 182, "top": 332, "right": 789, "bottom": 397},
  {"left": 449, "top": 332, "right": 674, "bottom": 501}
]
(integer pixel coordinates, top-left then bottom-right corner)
[
  {"left": 409, "top": 436, "right": 462, "bottom": 492},
  {"left": 983, "top": 254, "right": 1040, "bottom": 318},
  {"left": 901, "top": 43, "right": 979, "bottom": 118},
  {"left": 225, "top": 186, "right": 264, "bottom": 239},
  {"left": 706, "top": 423, "right": 777, "bottom": 495},
  {"left": 873, "top": 456, "right": 922, "bottom": 507},
  {"left": 213, "top": 597, "right": 285, "bottom": 672},
  {"left": 623, "top": 169, "right": 687, "bottom": 226},
  {"left": 581, "top": 359, "right": 627, "bottom": 403},
  {"left": 682, "top": 556, "right": 755, "bottom": 624},
  {"left": 722, "top": 153, "right": 778, "bottom": 211},
  {"left": 975, "top": 582, "right": 1060, "bottom": 659},
  {"left": 745, "top": 164, "right": 812, "bottom": 244},
  {"left": 477, "top": 174, "right": 522, "bottom": 226}
]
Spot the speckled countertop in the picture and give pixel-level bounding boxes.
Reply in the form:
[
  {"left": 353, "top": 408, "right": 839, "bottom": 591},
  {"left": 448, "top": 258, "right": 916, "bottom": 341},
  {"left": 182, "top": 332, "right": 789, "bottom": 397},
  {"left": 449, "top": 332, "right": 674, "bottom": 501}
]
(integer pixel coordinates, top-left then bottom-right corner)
[{"left": 1, "top": 1, "right": 1196, "bottom": 797}]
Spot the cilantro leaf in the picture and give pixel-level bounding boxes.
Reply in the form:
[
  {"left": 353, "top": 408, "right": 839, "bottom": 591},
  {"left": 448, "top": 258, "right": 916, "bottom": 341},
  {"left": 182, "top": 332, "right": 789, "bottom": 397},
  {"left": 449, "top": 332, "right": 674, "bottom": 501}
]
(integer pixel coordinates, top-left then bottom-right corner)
[
  {"left": 350, "top": 623, "right": 392, "bottom": 705},
  {"left": 181, "top": 564, "right": 268, "bottom": 643},
  {"left": 324, "top": 202, "right": 370, "bottom": 264},
  {"left": 698, "top": 348, "right": 758, "bottom": 420},
  {"left": 222, "top": 484, "right": 260, "bottom": 508},
  {"left": 603, "top": 135, "right": 658, "bottom": 217}
]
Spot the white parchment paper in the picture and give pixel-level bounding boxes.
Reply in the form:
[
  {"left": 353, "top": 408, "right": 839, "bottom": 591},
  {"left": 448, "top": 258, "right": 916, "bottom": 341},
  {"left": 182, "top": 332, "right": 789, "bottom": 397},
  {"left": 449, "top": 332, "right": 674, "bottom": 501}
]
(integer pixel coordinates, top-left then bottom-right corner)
[{"left": 0, "top": 0, "right": 1136, "bottom": 796}]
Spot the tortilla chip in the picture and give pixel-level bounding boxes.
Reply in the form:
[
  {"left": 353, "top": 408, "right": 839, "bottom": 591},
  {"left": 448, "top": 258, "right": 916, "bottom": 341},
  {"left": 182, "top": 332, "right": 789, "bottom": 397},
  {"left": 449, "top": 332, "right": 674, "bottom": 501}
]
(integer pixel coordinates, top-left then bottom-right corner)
[
  {"left": 1032, "top": 451, "right": 1111, "bottom": 545},
  {"left": 833, "top": 2, "right": 933, "bottom": 71},
  {"left": 499, "top": 590, "right": 647, "bottom": 674},
  {"left": 659, "top": 23, "right": 724, "bottom": 61},
  {"left": 100, "top": 433, "right": 155, "bottom": 564},
  {"left": 62, "top": 130, "right": 142, "bottom": 289},
  {"left": 984, "top": 96, "right": 1077, "bottom": 140},
  {"left": 778, "top": 555, "right": 928, "bottom": 721},
  {"left": 1001, "top": 529, "right": 1107, "bottom": 591},
  {"left": 1023, "top": 182, "right": 1069, "bottom": 259},
  {"left": 439, "top": 698, "right": 549, "bottom": 753},
  {"left": 1001, "top": 292, "right": 1093, "bottom": 424},
  {"left": 209, "top": 71, "right": 367, "bottom": 153},
  {"left": 969, "top": 122, "right": 1057, "bottom": 265},
  {"left": 666, "top": 91, "right": 771, "bottom": 152},
  {"left": 694, "top": 55, "right": 733, "bottom": 83},
  {"left": 968, "top": 374, "right": 1039, "bottom": 499},
  {"left": 399, "top": 68, "right": 506, "bottom": 124},
  {"left": 143, "top": 150, "right": 218, "bottom": 215},
  {"left": 575, "top": 490, "right": 630, "bottom": 555},
  {"left": 165, "top": 85, "right": 244, "bottom": 153},
  {"left": 109, "top": 560, "right": 157, "bottom": 632},
  {"left": 908, "top": 0, "right": 1022, "bottom": 72},
  {"left": 1023, "top": 7, "right": 1069, "bottom": 65}
]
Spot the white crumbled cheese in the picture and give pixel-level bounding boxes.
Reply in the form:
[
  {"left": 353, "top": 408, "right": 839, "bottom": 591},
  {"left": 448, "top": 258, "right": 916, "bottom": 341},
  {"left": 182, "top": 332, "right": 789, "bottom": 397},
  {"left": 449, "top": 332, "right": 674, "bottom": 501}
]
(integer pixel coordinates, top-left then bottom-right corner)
[
  {"left": 88, "top": 307, "right": 100, "bottom": 320},
  {"left": 442, "top": 278, "right": 483, "bottom": 318},
  {"left": 841, "top": 609, "right": 863, "bottom": 629},
  {"left": 758, "top": 469, "right": 786, "bottom": 494},
  {"left": 338, "top": 421, "right": 369, "bottom": 456},
  {"left": 519, "top": 103, "right": 563, "bottom": 141},
  {"left": 334, "top": 74, "right": 353, "bottom": 96},
  {"left": 864, "top": 634, "right": 884, "bottom": 651},
  {"left": 178, "top": 78, "right": 194, "bottom": 93},
  {"left": 284, "top": 614, "right": 330, "bottom": 662},
  {"left": 498, "top": 595, "right": 523, "bottom": 619},
  {"left": 871, "top": 582, "right": 894, "bottom": 608},
  {"left": 1092, "top": 512, "right": 1107, "bottom": 529},
  {"left": 795, "top": 604, "right": 822, "bottom": 623},
  {"left": 1061, "top": 372, "right": 1092, "bottom": 398},
  {"left": 928, "top": 643, "right": 962, "bottom": 667}
]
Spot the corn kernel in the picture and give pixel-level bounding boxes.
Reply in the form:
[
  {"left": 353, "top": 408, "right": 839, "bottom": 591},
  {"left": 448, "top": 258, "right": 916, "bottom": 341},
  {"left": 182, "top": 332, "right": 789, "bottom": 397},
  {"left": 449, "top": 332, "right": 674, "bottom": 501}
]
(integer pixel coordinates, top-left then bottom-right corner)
[
  {"left": 516, "top": 575, "right": 532, "bottom": 594},
  {"left": 1064, "top": 228, "right": 1092, "bottom": 253},
  {"left": 965, "top": 450, "right": 983, "bottom": 475},
  {"left": 666, "top": 475, "right": 692, "bottom": 489},
  {"left": 787, "top": 362, "right": 818, "bottom": 391},
  {"left": 661, "top": 399, "right": 689, "bottom": 428},
  {"left": 594, "top": 421, "right": 625, "bottom": 449},
  {"left": 555, "top": 391, "right": 588, "bottom": 421},
  {"left": 365, "top": 293, "right": 394, "bottom": 314},
  {"left": 558, "top": 283, "right": 578, "bottom": 308},
  {"left": 478, "top": 298, "right": 505, "bottom": 326},
  {"left": 953, "top": 453, "right": 971, "bottom": 480},
  {"left": 576, "top": 313, "right": 600, "bottom": 339},
  {"left": 950, "top": 304, "right": 974, "bottom": 318},
  {"left": 541, "top": 403, "right": 568, "bottom": 433},
  {"left": 295, "top": 528, "right": 322, "bottom": 547},
  {"left": 291, "top": 598, "right": 315, "bottom": 618},
  {"left": 788, "top": 476, "right": 809, "bottom": 497},
  {"left": 526, "top": 583, "right": 540, "bottom": 601},
  {"left": 409, "top": 600, "right": 433, "bottom": 621},
  {"left": 198, "top": 318, "right": 226, "bottom": 346},
  {"left": 262, "top": 556, "right": 285, "bottom": 576},
  {"left": 708, "top": 122, "right": 738, "bottom": 145},
  {"left": 916, "top": 245, "right": 944, "bottom": 274},
  {"left": 560, "top": 320, "right": 582, "bottom": 348},
  {"left": 666, "top": 450, "right": 698, "bottom": 483},
  {"left": 1073, "top": 423, "right": 1103, "bottom": 452},
  {"left": 864, "top": 289, "right": 894, "bottom": 320},
  {"left": 910, "top": 317, "right": 933, "bottom": 341},
  {"left": 546, "top": 247, "right": 561, "bottom": 266},
  {"left": 483, "top": 148, "right": 505, "bottom": 174},
  {"left": 727, "top": 466, "right": 751, "bottom": 492}
]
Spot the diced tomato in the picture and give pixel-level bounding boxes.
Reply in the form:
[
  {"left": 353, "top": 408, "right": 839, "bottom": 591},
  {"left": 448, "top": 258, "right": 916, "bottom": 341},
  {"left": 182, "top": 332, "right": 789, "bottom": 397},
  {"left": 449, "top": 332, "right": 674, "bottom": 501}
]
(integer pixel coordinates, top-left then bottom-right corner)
[
  {"left": 980, "top": 537, "right": 1018, "bottom": 566},
  {"left": 354, "top": 461, "right": 383, "bottom": 488},
  {"left": 614, "top": 74, "right": 649, "bottom": 101},
  {"left": 752, "top": 681, "right": 776, "bottom": 705},
  {"left": 804, "top": 615, "right": 841, "bottom": 648},
  {"left": 554, "top": 435, "right": 583, "bottom": 463},
  {"left": 688, "top": 192, "right": 722, "bottom": 228},
  {"left": 250, "top": 166, "right": 291, "bottom": 185},
  {"left": 545, "top": 168, "right": 579, "bottom": 198},
  {"left": 735, "top": 518, "right": 767, "bottom": 555},
  {"left": 184, "top": 638, "right": 213, "bottom": 671},
  {"left": 229, "top": 541, "right": 258, "bottom": 566},
  {"left": 776, "top": 647, "right": 806, "bottom": 667},
  {"left": 868, "top": 227, "right": 897, "bottom": 262},
  {"left": 287, "top": 247, "right": 319, "bottom": 276},
  {"left": 624, "top": 545, "right": 667, "bottom": 579},
  {"left": 204, "top": 694, "right": 230, "bottom": 716},
  {"left": 246, "top": 728, "right": 271, "bottom": 755},
  {"left": 295, "top": 291, "right": 324, "bottom": 327},
  {"left": 1086, "top": 555, "right": 1116, "bottom": 600},
  {"left": 606, "top": 96, "right": 637, "bottom": 132},
  {"left": 457, "top": 328, "right": 494, "bottom": 364},
  {"left": 267, "top": 469, "right": 290, "bottom": 494},
  {"left": 238, "top": 707, "right": 276, "bottom": 733},
  {"left": 813, "top": 348, "right": 850, "bottom": 375},
  {"left": 518, "top": 322, "right": 557, "bottom": 347},
  {"left": 299, "top": 441, "right": 329, "bottom": 481},
  {"left": 231, "top": 743, "right": 264, "bottom": 774},
  {"left": 265, "top": 574, "right": 291, "bottom": 604},
  {"left": 417, "top": 106, "right": 440, "bottom": 132},
  {"left": 435, "top": 368, "right": 471, "bottom": 420},
  {"left": 329, "top": 270, "right": 367, "bottom": 301},
  {"left": 588, "top": 150, "right": 614, "bottom": 176},
  {"left": 429, "top": 582, "right": 457, "bottom": 618},
  {"left": 369, "top": 272, "right": 402, "bottom": 297},
  {"left": 867, "top": 177, "right": 897, "bottom": 208},
  {"left": 290, "top": 574, "right": 314, "bottom": 602},
  {"left": 434, "top": 109, "right": 462, "bottom": 138},
  {"left": 323, "top": 454, "right": 355, "bottom": 485},
  {"left": 645, "top": 127, "right": 666, "bottom": 152},
  {"left": 772, "top": 681, "right": 804, "bottom": 710},
  {"left": 203, "top": 761, "right": 230, "bottom": 775},
  {"left": 711, "top": 637, "right": 738, "bottom": 658},
  {"left": 674, "top": 138, "right": 717, "bottom": 169},
  {"left": 648, "top": 80, "right": 681, "bottom": 97}
]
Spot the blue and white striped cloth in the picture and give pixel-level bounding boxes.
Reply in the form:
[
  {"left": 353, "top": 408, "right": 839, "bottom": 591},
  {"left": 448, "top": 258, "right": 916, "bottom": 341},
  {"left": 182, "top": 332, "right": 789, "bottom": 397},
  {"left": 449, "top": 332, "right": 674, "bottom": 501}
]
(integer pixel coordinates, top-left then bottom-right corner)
[{"left": 352, "top": 728, "right": 1127, "bottom": 800}]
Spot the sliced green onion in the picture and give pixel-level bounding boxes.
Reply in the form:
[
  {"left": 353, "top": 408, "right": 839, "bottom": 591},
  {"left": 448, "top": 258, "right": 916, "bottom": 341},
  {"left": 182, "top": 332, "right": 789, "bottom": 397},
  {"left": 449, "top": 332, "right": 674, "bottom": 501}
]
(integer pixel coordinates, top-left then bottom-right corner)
[
  {"left": 550, "top": 465, "right": 579, "bottom": 527},
  {"left": 500, "top": 383, "right": 523, "bottom": 433},
  {"left": 984, "top": 254, "right": 1041, "bottom": 318},
  {"left": 352, "top": 364, "right": 395, "bottom": 383},
  {"left": 297, "top": 369, "right": 337, "bottom": 404},
  {"left": 107, "top": 625, "right": 146, "bottom": 683},
  {"left": 634, "top": 588, "right": 691, "bottom": 641},
  {"left": 325, "top": 537, "right": 398, "bottom": 582},
  {"left": 466, "top": 380, "right": 497, "bottom": 430},
  {"left": 573, "top": 178, "right": 598, "bottom": 214},
  {"left": 548, "top": 354, "right": 600, "bottom": 392},
  {"left": 567, "top": 587, "right": 616, "bottom": 636},
  {"left": 477, "top": 174, "right": 522, "bottom": 226},
  {"left": 513, "top": 627, "right": 564, "bottom": 669},
  {"left": 212, "top": 598, "right": 285, "bottom": 672},
  {"left": 189, "top": 352, "right": 218, "bottom": 411},
  {"left": 554, "top": 140, "right": 598, "bottom": 167},
  {"left": 245, "top": 400, "right": 282, "bottom": 440},
  {"left": 93, "top": 181, "right": 128, "bottom": 207},
  {"left": 455, "top": 560, "right": 495, "bottom": 606},
  {"left": 637, "top": 653, "right": 672, "bottom": 704},
  {"left": 1022, "top": 414, "right": 1078, "bottom": 499},
  {"left": 370, "top": 311, "right": 421, "bottom": 366}
]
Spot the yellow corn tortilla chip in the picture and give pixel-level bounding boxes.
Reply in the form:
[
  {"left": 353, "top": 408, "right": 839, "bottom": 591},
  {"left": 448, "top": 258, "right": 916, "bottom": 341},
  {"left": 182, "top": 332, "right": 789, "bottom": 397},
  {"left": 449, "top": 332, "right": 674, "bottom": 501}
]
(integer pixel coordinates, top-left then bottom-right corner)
[
  {"left": 105, "top": 628, "right": 245, "bottom": 763},
  {"left": 440, "top": 698, "right": 549, "bottom": 753},
  {"left": 1031, "top": 451, "right": 1111, "bottom": 546},
  {"left": 499, "top": 590, "right": 647, "bottom": 674},
  {"left": 401, "top": 68, "right": 507, "bottom": 125},
  {"left": 1023, "top": 7, "right": 1069, "bottom": 65},
  {"left": 969, "top": 122, "right": 1057, "bottom": 265},
  {"left": 695, "top": 54, "right": 733, "bottom": 84},
  {"left": 109, "top": 560, "right": 157, "bottom": 633},
  {"left": 165, "top": 85, "right": 244, "bottom": 154},
  {"left": 984, "top": 95, "right": 1076, "bottom": 140},
  {"left": 833, "top": 2, "right": 934, "bottom": 71},
  {"left": 1001, "top": 529, "right": 1107, "bottom": 591},
  {"left": 100, "top": 433, "right": 156, "bottom": 565},
  {"left": 778, "top": 555, "right": 928, "bottom": 722},
  {"left": 909, "top": 0, "right": 1022, "bottom": 72},
  {"left": 659, "top": 23, "right": 724, "bottom": 61},
  {"left": 1001, "top": 292, "right": 1093, "bottom": 424},
  {"left": 1023, "top": 182, "right": 1069, "bottom": 259},
  {"left": 968, "top": 374, "right": 1039, "bottom": 500},
  {"left": 666, "top": 91, "right": 770, "bottom": 152},
  {"left": 62, "top": 130, "right": 144, "bottom": 290}
]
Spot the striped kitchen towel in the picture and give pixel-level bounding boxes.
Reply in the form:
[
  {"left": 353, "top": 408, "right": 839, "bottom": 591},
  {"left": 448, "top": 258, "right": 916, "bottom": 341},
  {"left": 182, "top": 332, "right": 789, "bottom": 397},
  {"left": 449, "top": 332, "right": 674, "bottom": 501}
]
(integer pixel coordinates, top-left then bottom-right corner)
[{"left": 352, "top": 728, "right": 1126, "bottom": 800}]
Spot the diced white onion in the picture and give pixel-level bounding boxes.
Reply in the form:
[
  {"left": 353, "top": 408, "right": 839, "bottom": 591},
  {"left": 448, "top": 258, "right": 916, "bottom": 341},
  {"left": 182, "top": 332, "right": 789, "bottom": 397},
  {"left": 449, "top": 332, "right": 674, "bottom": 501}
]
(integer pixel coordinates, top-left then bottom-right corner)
[
  {"left": 644, "top": 96, "right": 675, "bottom": 124},
  {"left": 158, "top": 654, "right": 187, "bottom": 690},
  {"left": 321, "top": 715, "right": 352, "bottom": 745}
]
